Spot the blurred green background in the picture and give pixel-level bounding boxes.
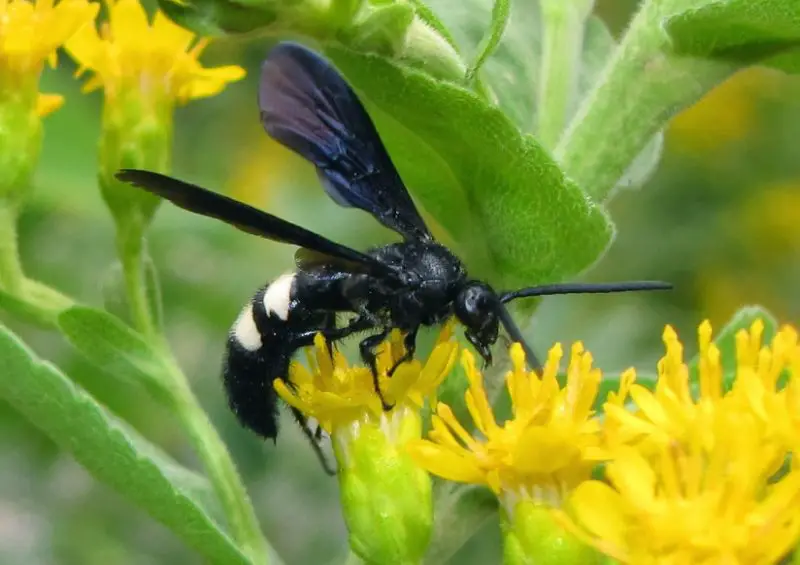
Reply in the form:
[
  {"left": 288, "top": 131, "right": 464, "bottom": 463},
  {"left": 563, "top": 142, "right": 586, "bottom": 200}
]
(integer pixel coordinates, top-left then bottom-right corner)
[{"left": 3, "top": 0, "right": 800, "bottom": 563}]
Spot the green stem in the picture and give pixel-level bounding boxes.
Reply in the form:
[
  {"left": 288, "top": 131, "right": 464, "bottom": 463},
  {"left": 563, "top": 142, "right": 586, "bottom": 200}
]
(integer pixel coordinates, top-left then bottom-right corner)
[
  {"left": 536, "top": 0, "right": 592, "bottom": 147},
  {"left": 115, "top": 225, "right": 267, "bottom": 560},
  {"left": 118, "top": 227, "right": 159, "bottom": 342},
  {"left": 170, "top": 374, "right": 268, "bottom": 565},
  {"left": 554, "top": 0, "right": 739, "bottom": 202},
  {"left": 0, "top": 204, "right": 24, "bottom": 295}
]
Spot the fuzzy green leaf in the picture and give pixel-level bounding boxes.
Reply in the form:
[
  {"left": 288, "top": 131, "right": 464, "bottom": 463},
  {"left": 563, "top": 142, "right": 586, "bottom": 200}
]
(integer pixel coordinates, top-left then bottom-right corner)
[
  {"left": 665, "top": 1, "right": 800, "bottom": 73},
  {"left": 0, "top": 323, "right": 250, "bottom": 565},
  {"left": 578, "top": 17, "right": 664, "bottom": 194},
  {"left": 325, "top": 45, "right": 612, "bottom": 287},
  {"left": 556, "top": 0, "right": 747, "bottom": 201},
  {"left": 57, "top": 306, "right": 173, "bottom": 404},
  {"left": 688, "top": 305, "right": 778, "bottom": 392},
  {"left": 425, "top": 0, "right": 663, "bottom": 191},
  {"left": 465, "top": 0, "right": 510, "bottom": 82}
]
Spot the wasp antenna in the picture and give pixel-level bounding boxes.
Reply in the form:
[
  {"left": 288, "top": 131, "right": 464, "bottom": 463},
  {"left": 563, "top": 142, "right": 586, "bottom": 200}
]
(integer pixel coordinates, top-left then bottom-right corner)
[
  {"left": 496, "top": 304, "right": 542, "bottom": 371},
  {"left": 499, "top": 280, "right": 672, "bottom": 304}
]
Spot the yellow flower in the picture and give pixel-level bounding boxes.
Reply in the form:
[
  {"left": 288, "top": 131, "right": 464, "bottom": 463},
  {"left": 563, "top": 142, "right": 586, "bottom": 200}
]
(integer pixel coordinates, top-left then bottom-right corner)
[
  {"left": 558, "top": 319, "right": 800, "bottom": 564},
  {"left": 602, "top": 323, "right": 720, "bottom": 454},
  {"left": 604, "top": 320, "right": 800, "bottom": 459},
  {"left": 561, "top": 414, "right": 800, "bottom": 565},
  {"left": 406, "top": 340, "right": 607, "bottom": 564},
  {"left": 276, "top": 324, "right": 458, "bottom": 565},
  {"left": 725, "top": 321, "right": 800, "bottom": 456},
  {"left": 0, "top": 0, "right": 98, "bottom": 75},
  {"left": 64, "top": 0, "right": 245, "bottom": 104},
  {"left": 0, "top": 0, "right": 97, "bottom": 119},
  {"left": 407, "top": 340, "right": 604, "bottom": 506},
  {"left": 276, "top": 322, "right": 458, "bottom": 440}
]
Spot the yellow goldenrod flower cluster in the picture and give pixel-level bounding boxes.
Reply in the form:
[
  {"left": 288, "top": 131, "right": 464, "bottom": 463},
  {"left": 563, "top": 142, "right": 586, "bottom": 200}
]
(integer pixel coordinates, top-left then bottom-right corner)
[
  {"left": 558, "top": 320, "right": 800, "bottom": 565},
  {"left": 286, "top": 317, "right": 800, "bottom": 564},
  {"left": 407, "top": 341, "right": 603, "bottom": 505},
  {"left": 276, "top": 324, "right": 458, "bottom": 565}
]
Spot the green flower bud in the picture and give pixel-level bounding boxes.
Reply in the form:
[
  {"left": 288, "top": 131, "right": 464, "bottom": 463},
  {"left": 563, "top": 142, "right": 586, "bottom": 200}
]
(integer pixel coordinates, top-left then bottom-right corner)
[
  {"left": 501, "top": 499, "right": 603, "bottom": 565},
  {"left": 0, "top": 77, "right": 43, "bottom": 208},
  {"left": 98, "top": 87, "right": 172, "bottom": 235},
  {"left": 0, "top": 73, "right": 63, "bottom": 296},
  {"left": 335, "top": 405, "right": 432, "bottom": 565}
]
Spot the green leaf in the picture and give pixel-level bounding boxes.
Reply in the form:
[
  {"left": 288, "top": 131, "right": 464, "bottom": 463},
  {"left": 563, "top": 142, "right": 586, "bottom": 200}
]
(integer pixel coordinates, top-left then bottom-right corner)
[
  {"left": 57, "top": 306, "right": 173, "bottom": 405},
  {"left": 325, "top": 45, "right": 612, "bottom": 287},
  {"left": 465, "top": 0, "right": 511, "bottom": 82},
  {"left": 687, "top": 305, "right": 778, "bottom": 392},
  {"left": 665, "top": 1, "right": 800, "bottom": 73},
  {"left": 578, "top": 17, "right": 664, "bottom": 193},
  {"left": 0, "top": 323, "right": 250, "bottom": 565},
  {"left": 425, "top": 484, "right": 498, "bottom": 565},
  {"left": 158, "top": 0, "right": 283, "bottom": 36},
  {"left": 115, "top": 416, "right": 224, "bottom": 523},
  {"left": 423, "top": 0, "right": 541, "bottom": 130},
  {"left": 160, "top": 1, "right": 612, "bottom": 284},
  {"left": 423, "top": 0, "right": 663, "bottom": 191},
  {"left": 556, "top": 1, "right": 742, "bottom": 201}
]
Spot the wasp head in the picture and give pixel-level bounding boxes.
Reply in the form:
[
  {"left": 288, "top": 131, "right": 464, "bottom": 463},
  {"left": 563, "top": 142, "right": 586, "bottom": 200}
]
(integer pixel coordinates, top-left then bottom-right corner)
[{"left": 454, "top": 281, "right": 500, "bottom": 366}]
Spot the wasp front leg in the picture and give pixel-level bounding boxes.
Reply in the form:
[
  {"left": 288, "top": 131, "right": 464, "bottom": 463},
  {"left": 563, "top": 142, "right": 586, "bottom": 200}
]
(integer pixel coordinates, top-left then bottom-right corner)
[
  {"left": 388, "top": 326, "right": 419, "bottom": 377},
  {"left": 358, "top": 329, "right": 393, "bottom": 410}
]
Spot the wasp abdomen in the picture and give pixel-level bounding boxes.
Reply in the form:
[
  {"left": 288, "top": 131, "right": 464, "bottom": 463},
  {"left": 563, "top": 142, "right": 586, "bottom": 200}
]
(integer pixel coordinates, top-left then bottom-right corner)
[
  {"left": 223, "top": 273, "right": 300, "bottom": 441},
  {"left": 222, "top": 271, "right": 336, "bottom": 441}
]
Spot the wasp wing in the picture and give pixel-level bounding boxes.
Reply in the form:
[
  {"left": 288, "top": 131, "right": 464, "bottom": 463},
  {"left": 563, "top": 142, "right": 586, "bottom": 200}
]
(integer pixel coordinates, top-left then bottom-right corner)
[
  {"left": 116, "top": 169, "right": 397, "bottom": 278},
  {"left": 259, "top": 42, "right": 433, "bottom": 242}
]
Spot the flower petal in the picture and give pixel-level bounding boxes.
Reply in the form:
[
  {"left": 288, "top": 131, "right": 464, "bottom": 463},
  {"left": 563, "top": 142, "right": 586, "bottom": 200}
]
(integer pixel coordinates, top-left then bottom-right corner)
[
  {"left": 406, "top": 441, "right": 484, "bottom": 485},
  {"left": 568, "top": 480, "right": 627, "bottom": 548}
]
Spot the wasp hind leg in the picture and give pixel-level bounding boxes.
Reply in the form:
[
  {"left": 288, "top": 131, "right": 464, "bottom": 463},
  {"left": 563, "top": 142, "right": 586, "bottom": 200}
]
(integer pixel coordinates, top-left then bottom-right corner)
[{"left": 290, "top": 406, "right": 336, "bottom": 476}]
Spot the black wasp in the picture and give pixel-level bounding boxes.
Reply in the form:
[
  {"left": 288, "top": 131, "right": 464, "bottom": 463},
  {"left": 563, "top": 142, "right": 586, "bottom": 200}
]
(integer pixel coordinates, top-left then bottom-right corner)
[{"left": 116, "top": 42, "right": 671, "bottom": 472}]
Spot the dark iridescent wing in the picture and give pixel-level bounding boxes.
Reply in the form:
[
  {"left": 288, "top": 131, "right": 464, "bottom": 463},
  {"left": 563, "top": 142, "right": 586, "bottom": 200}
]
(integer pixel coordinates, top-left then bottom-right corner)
[
  {"left": 116, "top": 169, "right": 397, "bottom": 278},
  {"left": 259, "top": 42, "right": 433, "bottom": 242}
]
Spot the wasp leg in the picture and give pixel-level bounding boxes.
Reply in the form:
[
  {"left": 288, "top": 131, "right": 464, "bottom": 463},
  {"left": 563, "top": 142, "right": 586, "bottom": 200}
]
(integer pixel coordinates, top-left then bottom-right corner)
[
  {"left": 293, "top": 314, "right": 375, "bottom": 347},
  {"left": 359, "top": 329, "right": 392, "bottom": 410},
  {"left": 388, "top": 327, "right": 419, "bottom": 377},
  {"left": 290, "top": 406, "right": 336, "bottom": 476}
]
